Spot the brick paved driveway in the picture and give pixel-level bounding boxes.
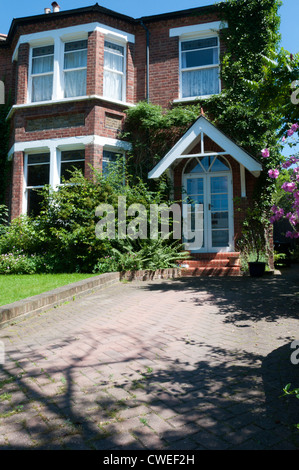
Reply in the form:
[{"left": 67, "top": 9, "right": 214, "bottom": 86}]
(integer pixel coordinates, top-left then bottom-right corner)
[{"left": 0, "top": 266, "right": 299, "bottom": 450}]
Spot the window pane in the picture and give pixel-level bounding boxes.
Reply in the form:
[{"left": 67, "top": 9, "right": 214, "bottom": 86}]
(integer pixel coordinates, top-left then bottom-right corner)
[
  {"left": 27, "top": 189, "right": 44, "bottom": 217},
  {"left": 64, "top": 69, "right": 86, "bottom": 97},
  {"left": 211, "top": 194, "right": 228, "bottom": 211},
  {"left": 33, "top": 45, "right": 54, "bottom": 57},
  {"left": 211, "top": 176, "right": 228, "bottom": 193},
  {"left": 181, "top": 37, "right": 218, "bottom": 51},
  {"left": 212, "top": 230, "right": 229, "bottom": 247},
  {"left": 185, "top": 159, "right": 204, "bottom": 174},
  {"left": 186, "top": 178, "right": 203, "bottom": 195},
  {"left": 27, "top": 163, "right": 50, "bottom": 187},
  {"left": 211, "top": 157, "right": 230, "bottom": 172},
  {"left": 64, "top": 49, "right": 87, "bottom": 69},
  {"left": 104, "top": 70, "right": 122, "bottom": 100},
  {"left": 102, "top": 151, "right": 122, "bottom": 176},
  {"left": 182, "top": 67, "right": 219, "bottom": 98},
  {"left": 28, "top": 154, "right": 50, "bottom": 165},
  {"left": 61, "top": 161, "right": 85, "bottom": 181},
  {"left": 32, "top": 74, "right": 53, "bottom": 101},
  {"left": 61, "top": 150, "right": 85, "bottom": 162},
  {"left": 32, "top": 55, "right": 54, "bottom": 74},
  {"left": 211, "top": 212, "right": 229, "bottom": 229},
  {"left": 65, "top": 40, "right": 87, "bottom": 52},
  {"left": 104, "top": 50, "right": 124, "bottom": 72},
  {"left": 104, "top": 41, "right": 124, "bottom": 55},
  {"left": 182, "top": 48, "right": 218, "bottom": 68}
]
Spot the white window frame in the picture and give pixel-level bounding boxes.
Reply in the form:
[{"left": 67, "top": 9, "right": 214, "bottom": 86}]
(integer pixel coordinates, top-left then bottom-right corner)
[
  {"left": 179, "top": 33, "right": 221, "bottom": 100},
  {"left": 23, "top": 151, "right": 51, "bottom": 215},
  {"left": 103, "top": 38, "right": 126, "bottom": 103},
  {"left": 28, "top": 42, "right": 55, "bottom": 103},
  {"left": 62, "top": 39, "right": 88, "bottom": 99}
]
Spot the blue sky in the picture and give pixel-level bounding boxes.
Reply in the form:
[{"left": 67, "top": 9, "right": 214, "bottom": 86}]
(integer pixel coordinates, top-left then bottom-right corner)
[{"left": 0, "top": 0, "right": 298, "bottom": 53}]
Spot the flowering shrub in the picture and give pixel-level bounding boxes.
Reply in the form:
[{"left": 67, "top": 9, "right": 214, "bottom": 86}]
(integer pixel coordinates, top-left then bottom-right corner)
[
  {"left": 262, "top": 124, "right": 299, "bottom": 239},
  {"left": 0, "top": 250, "right": 38, "bottom": 274}
]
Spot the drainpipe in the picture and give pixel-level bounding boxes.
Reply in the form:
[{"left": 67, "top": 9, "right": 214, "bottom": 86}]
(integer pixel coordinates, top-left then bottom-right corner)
[{"left": 140, "top": 21, "right": 150, "bottom": 103}]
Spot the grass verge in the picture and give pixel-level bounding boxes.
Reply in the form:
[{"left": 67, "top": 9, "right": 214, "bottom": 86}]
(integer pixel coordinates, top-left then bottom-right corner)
[{"left": 0, "top": 273, "right": 98, "bottom": 306}]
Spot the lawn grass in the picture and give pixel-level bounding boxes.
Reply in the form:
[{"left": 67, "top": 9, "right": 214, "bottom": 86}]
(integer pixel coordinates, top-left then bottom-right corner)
[{"left": 0, "top": 273, "right": 98, "bottom": 306}]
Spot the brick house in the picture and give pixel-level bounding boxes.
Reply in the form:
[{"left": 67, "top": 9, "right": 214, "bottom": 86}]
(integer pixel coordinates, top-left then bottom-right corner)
[{"left": 0, "top": 2, "right": 265, "bottom": 274}]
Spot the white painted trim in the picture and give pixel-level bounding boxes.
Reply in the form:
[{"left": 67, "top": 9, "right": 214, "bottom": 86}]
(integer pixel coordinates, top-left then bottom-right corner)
[
  {"left": 6, "top": 94, "right": 135, "bottom": 120},
  {"left": 12, "top": 22, "right": 135, "bottom": 62},
  {"left": 7, "top": 135, "right": 132, "bottom": 160},
  {"left": 169, "top": 21, "right": 227, "bottom": 38},
  {"left": 240, "top": 164, "right": 246, "bottom": 197},
  {"left": 148, "top": 116, "right": 262, "bottom": 179}
]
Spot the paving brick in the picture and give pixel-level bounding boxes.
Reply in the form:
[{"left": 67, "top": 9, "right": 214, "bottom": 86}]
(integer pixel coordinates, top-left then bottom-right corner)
[{"left": 0, "top": 269, "right": 299, "bottom": 450}]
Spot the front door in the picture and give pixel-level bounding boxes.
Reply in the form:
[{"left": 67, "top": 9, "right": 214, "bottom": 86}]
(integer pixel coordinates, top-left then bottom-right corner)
[{"left": 182, "top": 156, "right": 234, "bottom": 252}]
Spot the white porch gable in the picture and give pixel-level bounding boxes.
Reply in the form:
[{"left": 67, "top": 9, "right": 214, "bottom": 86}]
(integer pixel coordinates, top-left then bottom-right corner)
[{"left": 148, "top": 115, "right": 262, "bottom": 179}]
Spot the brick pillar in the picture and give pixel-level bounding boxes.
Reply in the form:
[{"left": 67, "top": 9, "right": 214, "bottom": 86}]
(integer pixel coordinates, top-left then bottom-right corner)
[
  {"left": 86, "top": 30, "right": 104, "bottom": 96},
  {"left": 10, "top": 151, "right": 24, "bottom": 220},
  {"left": 127, "top": 42, "right": 135, "bottom": 103},
  {"left": 85, "top": 143, "right": 103, "bottom": 180},
  {"left": 16, "top": 43, "right": 29, "bottom": 104}
]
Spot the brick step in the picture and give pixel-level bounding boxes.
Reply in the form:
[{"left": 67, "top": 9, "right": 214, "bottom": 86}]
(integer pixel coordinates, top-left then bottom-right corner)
[
  {"left": 184, "top": 259, "right": 236, "bottom": 268},
  {"left": 181, "top": 266, "right": 241, "bottom": 277},
  {"left": 189, "top": 252, "right": 240, "bottom": 260}
]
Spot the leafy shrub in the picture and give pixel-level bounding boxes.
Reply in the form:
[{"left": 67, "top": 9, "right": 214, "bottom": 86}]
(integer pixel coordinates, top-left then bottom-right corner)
[
  {"left": 0, "top": 250, "right": 38, "bottom": 274},
  {"left": 0, "top": 167, "right": 187, "bottom": 274}
]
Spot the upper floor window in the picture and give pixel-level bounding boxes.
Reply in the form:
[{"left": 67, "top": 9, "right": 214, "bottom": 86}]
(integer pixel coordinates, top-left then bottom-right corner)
[
  {"left": 64, "top": 40, "right": 87, "bottom": 98},
  {"left": 180, "top": 36, "right": 220, "bottom": 99},
  {"left": 104, "top": 41, "right": 125, "bottom": 102},
  {"left": 31, "top": 45, "right": 54, "bottom": 102}
]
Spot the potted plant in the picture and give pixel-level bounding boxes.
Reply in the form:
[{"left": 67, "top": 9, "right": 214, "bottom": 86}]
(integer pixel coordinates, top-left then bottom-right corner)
[{"left": 239, "top": 206, "right": 268, "bottom": 277}]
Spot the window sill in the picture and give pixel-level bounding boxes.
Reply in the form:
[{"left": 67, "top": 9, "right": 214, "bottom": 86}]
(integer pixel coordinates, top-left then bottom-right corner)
[
  {"left": 6, "top": 95, "right": 135, "bottom": 119},
  {"left": 173, "top": 95, "right": 216, "bottom": 104}
]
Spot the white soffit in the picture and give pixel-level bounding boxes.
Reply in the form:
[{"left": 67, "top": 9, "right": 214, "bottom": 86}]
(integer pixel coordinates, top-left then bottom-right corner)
[
  {"left": 148, "top": 116, "right": 262, "bottom": 179},
  {"left": 169, "top": 21, "right": 228, "bottom": 38}
]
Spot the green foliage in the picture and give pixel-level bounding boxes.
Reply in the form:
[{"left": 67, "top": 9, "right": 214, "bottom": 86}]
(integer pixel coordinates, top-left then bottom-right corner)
[
  {"left": 0, "top": 167, "right": 187, "bottom": 274},
  {"left": 237, "top": 204, "right": 270, "bottom": 263},
  {"left": 93, "top": 238, "right": 189, "bottom": 274},
  {"left": 0, "top": 250, "right": 38, "bottom": 274},
  {"left": 123, "top": 101, "right": 202, "bottom": 182}
]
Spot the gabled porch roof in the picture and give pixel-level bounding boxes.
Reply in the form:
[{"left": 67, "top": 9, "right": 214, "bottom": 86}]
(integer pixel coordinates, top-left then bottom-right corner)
[{"left": 148, "top": 115, "right": 262, "bottom": 179}]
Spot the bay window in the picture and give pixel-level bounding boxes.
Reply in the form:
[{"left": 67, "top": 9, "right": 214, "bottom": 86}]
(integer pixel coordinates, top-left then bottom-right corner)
[
  {"left": 31, "top": 45, "right": 54, "bottom": 102},
  {"left": 180, "top": 36, "right": 220, "bottom": 99},
  {"left": 103, "top": 41, "right": 125, "bottom": 101}
]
